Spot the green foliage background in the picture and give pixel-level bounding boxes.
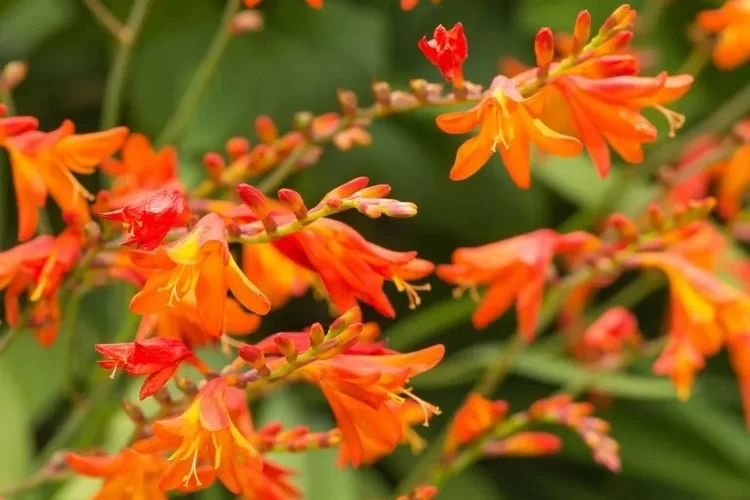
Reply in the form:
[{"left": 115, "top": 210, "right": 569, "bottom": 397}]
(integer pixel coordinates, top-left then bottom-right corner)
[{"left": 0, "top": 0, "right": 749, "bottom": 499}]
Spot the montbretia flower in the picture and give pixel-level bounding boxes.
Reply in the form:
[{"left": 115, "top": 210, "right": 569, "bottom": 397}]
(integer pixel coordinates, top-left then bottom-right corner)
[
  {"left": 436, "top": 75, "right": 581, "bottom": 186},
  {"left": 445, "top": 394, "right": 509, "bottom": 454},
  {"left": 580, "top": 307, "right": 641, "bottom": 355},
  {"left": 437, "top": 229, "right": 560, "bottom": 339},
  {"left": 98, "top": 188, "right": 188, "bottom": 250},
  {"left": 2, "top": 120, "right": 127, "bottom": 240},
  {"left": 101, "top": 133, "right": 182, "bottom": 207},
  {"left": 483, "top": 432, "right": 562, "bottom": 458},
  {"left": 272, "top": 218, "right": 433, "bottom": 317},
  {"left": 66, "top": 448, "right": 167, "bottom": 500},
  {"left": 631, "top": 252, "right": 750, "bottom": 423},
  {"left": 714, "top": 142, "right": 750, "bottom": 219},
  {"left": 697, "top": 0, "right": 750, "bottom": 70},
  {"left": 95, "top": 338, "right": 202, "bottom": 399},
  {"left": 242, "top": 243, "right": 312, "bottom": 309},
  {"left": 548, "top": 70, "right": 694, "bottom": 177},
  {"left": 129, "top": 213, "right": 270, "bottom": 337},
  {"left": 136, "top": 296, "right": 261, "bottom": 348},
  {"left": 134, "top": 378, "right": 262, "bottom": 492},
  {"left": 0, "top": 227, "right": 82, "bottom": 345},
  {"left": 665, "top": 136, "right": 723, "bottom": 206},
  {"left": 273, "top": 336, "right": 444, "bottom": 467},
  {"left": 418, "top": 23, "right": 468, "bottom": 85}
]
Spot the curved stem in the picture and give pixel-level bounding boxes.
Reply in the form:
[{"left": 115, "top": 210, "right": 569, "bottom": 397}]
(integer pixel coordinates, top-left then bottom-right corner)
[
  {"left": 256, "top": 143, "right": 311, "bottom": 194},
  {"left": 156, "top": 0, "right": 241, "bottom": 146},
  {"left": 0, "top": 470, "right": 71, "bottom": 498},
  {"left": 63, "top": 288, "right": 87, "bottom": 402},
  {"left": 0, "top": 308, "right": 32, "bottom": 358},
  {"left": 100, "top": 0, "right": 154, "bottom": 129},
  {"left": 81, "top": 0, "right": 127, "bottom": 42}
]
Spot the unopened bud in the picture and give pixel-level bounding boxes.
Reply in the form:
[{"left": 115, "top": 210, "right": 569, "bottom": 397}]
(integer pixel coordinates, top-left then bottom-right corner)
[
  {"left": 571, "top": 10, "right": 591, "bottom": 53},
  {"left": 484, "top": 432, "right": 562, "bottom": 457},
  {"left": 647, "top": 204, "right": 666, "bottom": 231},
  {"left": 328, "top": 307, "right": 362, "bottom": 338},
  {"left": 337, "top": 89, "right": 359, "bottom": 117},
  {"left": 122, "top": 401, "right": 146, "bottom": 424},
  {"left": 382, "top": 200, "right": 418, "bottom": 218},
  {"left": 293, "top": 111, "right": 314, "bottom": 138},
  {"left": 309, "top": 322, "right": 325, "bottom": 347},
  {"left": 534, "top": 28, "right": 554, "bottom": 74},
  {"left": 0, "top": 61, "right": 27, "bottom": 91},
  {"left": 277, "top": 188, "right": 308, "bottom": 220},
  {"left": 600, "top": 4, "right": 633, "bottom": 36},
  {"left": 358, "top": 202, "right": 382, "bottom": 218},
  {"left": 239, "top": 345, "right": 266, "bottom": 368},
  {"left": 203, "top": 152, "right": 225, "bottom": 180},
  {"left": 226, "top": 137, "right": 250, "bottom": 159},
  {"left": 372, "top": 81, "right": 392, "bottom": 106},
  {"left": 356, "top": 184, "right": 391, "bottom": 198},
  {"left": 229, "top": 9, "right": 264, "bottom": 35},
  {"left": 237, "top": 183, "right": 270, "bottom": 217},
  {"left": 255, "top": 115, "right": 278, "bottom": 144},
  {"left": 325, "top": 176, "right": 369, "bottom": 200},
  {"left": 274, "top": 333, "right": 298, "bottom": 362},
  {"left": 594, "top": 31, "right": 633, "bottom": 56}
]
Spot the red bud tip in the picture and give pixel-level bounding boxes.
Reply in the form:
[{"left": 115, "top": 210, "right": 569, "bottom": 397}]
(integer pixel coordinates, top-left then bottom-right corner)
[
  {"left": 243, "top": 0, "right": 263, "bottom": 6},
  {"left": 255, "top": 115, "right": 278, "bottom": 144},
  {"left": 309, "top": 322, "right": 325, "bottom": 347},
  {"left": 356, "top": 184, "right": 392, "bottom": 198},
  {"left": 203, "top": 152, "right": 225, "bottom": 179},
  {"left": 229, "top": 9, "right": 264, "bottom": 35},
  {"left": 326, "top": 177, "right": 370, "bottom": 200},
  {"left": 238, "top": 345, "right": 266, "bottom": 368},
  {"left": 277, "top": 188, "right": 309, "bottom": 220},
  {"left": 485, "top": 432, "right": 563, "bottom": 457},
  {"left": 226, "top": 137, "right": 250, "bottom": 159},
  {"left": 329, "top": 307, "right": 362, "bottom": 337},
  {"left": 274, "top": 334, "right": 298, "bottom": 361},
  {"left": 237, "top": 183, "right": 269, "bottom": 215},
  {"left": 534, "top": 28, "right": 555, "bottom": 69},
  {"left": 572, "top": 10, "right": 592, "bottom": 53}
]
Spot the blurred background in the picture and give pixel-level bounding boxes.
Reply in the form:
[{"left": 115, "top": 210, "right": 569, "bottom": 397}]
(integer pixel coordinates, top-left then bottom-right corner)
[{"left": 1, "top": 0, "right": 750, "bottom": 498}]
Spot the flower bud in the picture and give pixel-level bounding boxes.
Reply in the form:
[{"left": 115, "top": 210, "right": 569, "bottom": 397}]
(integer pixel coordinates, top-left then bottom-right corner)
[
  {"left": 328, "top": 307, "right": 362, "bottom": 338},
  {"left": 409, "top": 79, "right": 429, "bottom": 102},
  {"left": 484, "top": 432, "right": 562, "bottom": 457},
  {"left": 255, "top": 115, "right": 278, "bottom": 144},
  {"left": 277, "top": 188, "right": 308, "bottom": 220},
  {"left": 571, "top": 10, "right": 591, "bottom": 54},
  {"left": 274, "top": 333, "right": 298, "bottom": 362},
  {"left": 203, "top": 152, "right": 225, "bottom": 180},
  {"left": 0, "top": 61, "right": 27, "bottom": 91},
  {"left": 337, "top": 88, "right": 359, "bottom": 117},
  {"left": 325, "top": 176, "right": 369, "bottom": 200},
  {"left": 372, "top": 81, "right": 392, "bottom": 107},
  {"left": 308, "top": 322, "right": 325, "bottom": 347},
  {"left": 357, "top": 201, "right": 382, "bottom": 218},
  {"left": 356, "top": 184, "right": 391, "bottom": 198},
  {"left": 122, "top": 401, "right": 146, "bottom": 424},
  {"left": 226, "top": 137, "right": 250, "bottom": 159},
  {"left": 229, "top": 9, "right": 264, "bottom": 35},
  {"left": 534, "top": 28, "right": 554, "bottom": 73},
  {"left": 239, "top": 345, "right": 266, "bottom": 368},
  {"left": 381, "top": 200, "right": 418, "bottom": 218},
  {"left": 293, "top": 111, "right": 314, "bottom": 138}
]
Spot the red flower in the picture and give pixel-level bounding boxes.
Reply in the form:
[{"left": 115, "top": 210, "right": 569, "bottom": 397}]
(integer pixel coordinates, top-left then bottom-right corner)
[
  {"left": 95, "top": 338, "right": 201, "bottom": 399},
  {"left": 98, "top": 188, "right": 187, "bottom": 250},
  {"left": 418, "top": 23, "right": 468, "bottom": 84}
]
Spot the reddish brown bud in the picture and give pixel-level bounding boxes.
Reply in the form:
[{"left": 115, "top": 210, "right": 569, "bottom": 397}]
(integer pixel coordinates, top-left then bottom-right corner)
[
  {"left": 309, "top": 322, "right": 325, "bottom": 347},
  {"left": 274, "top": 333, "right": 298, "bottom": 361},
  {"left": 237, "top": 184, "right": 276, "bottom": 232},
  {"left": 534, "top": 28, "right": 555, "bottom": 71},
  {"left": 239, "top": 345, "right": 266, "bottom": 368},
  {"left": 337, "top": 89, "right": 359, "bottom": 117},
  {"left": 226, "top": 137, "right": 250, "bottom": 159},
  {"left": 372, "top": 81, "right": 392, "bottom": 106},
  {"left": 203, "top": 152, "right": 226, "bottom": 180},
  {"left": 572, "top": 10, "right": 591, "bottom": 53},
  {"left": 229, "top": 9, "right": 264, "bottom": 35},
  {"left": 409, "top": 79, "right": 429, "bottom": 102},
  {"left": 255, "top": 115, "right": 278, "bottom": 144},
  {"left": 277, "top": 188, "right": 308, "bottom": 220}
]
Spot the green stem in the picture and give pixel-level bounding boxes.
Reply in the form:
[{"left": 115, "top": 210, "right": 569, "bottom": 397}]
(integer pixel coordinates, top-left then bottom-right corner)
[
  {"left": 81, "top": 0, "right": 127, "bottom": 42},
  {"left": 156, "top": 0, "right": 241, "bottom": 146},
  {"left": 63, "top": 288, "right": 87, "bottom": 401},
  {"left": 100, "top": 0, "right": 154, "bottom": 129},
  {"left": 256, "top": 144, "right": 310, "bottom": 194},
  {"left": 0, "top": 470, "right": 71, "bottom": 498},
  {"left": 0, "top": 307, "right": 33, "bottom": 358}
]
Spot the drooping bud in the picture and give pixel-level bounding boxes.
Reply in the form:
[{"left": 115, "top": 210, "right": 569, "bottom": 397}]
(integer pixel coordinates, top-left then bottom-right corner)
[
  {"left": 229, "top": 9, "right": 264, "bottom": 35},
  {"left": 255, "top": 115, "right": 278, "bottom": 144},
  {"left": 308, "top": 322, "right": 325, "bottom": 347},
  {"left": 153, "top": 388, "right": 173, "bottom": 407},
  {"left": 237, "top": 183, "right": 277, "bottom": 233},
  {"left": 337, "top": 89, "right": 359, "bottom": 117},
  {"left": 534, "top": 28, "right": 554, "bottom": 77},
  {"left": 277, "top": 188, "right": 308, "bottom": 220},
  {"left": 239, "top": 345, "right": 271, "bottom": 378},
  {"left": 274, "top": 333, "right": 298, "bottom": 362},
  {"left": 226, "top": 137, "right": 250, "bottom": 159},
  {"left": 571, "top": 10, "right": 591, "bottom": 54}
]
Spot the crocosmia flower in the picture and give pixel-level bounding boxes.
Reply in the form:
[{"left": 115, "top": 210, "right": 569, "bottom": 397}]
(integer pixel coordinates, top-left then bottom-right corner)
[
  {"left": 436, "top": 76, "right": 582, "bottom": 185},
  {"left": 95, "top": 337, "right": 200, "bottom": 399},
  {"left": 2, "top": 120, "right": 127, "bottom": 241},
  {"left": 65, "top": 448, "right": 167, "bottom": 500},
  {"left": 445, "top": 394, "right": 509, "bottom": 454},
  {"left": 697, "top": 0, "right": 750, "bottom": 70},
  {"left": 134, "top": 378, "right": 262, "bottom": 492},
  {"left": 242, "top": 243, "right": 312, "bottom": 309},
  {"left": 418, "top": 23, "right": 468, "bottom": 84},
  {"left": 98, "top": 188, "right": 187, "bottom": 250},
  {"left": 273, "top": 218, "right": 433, "bottom": 317},
  {"left": 129, "top": 213, "right": 271, "bottom": 337},
  {"left": 437, "top": 229, "right": 560, "bottom": 339}
]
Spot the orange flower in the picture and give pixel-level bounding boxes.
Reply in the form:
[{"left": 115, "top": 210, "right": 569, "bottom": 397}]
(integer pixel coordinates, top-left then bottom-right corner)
[
  {"left": 666, "top": 136, "right": 723, "bottom": 206},
  {"left": 66, "top": 448, "right": 167, "bottom": 500},
  {"left": 548, "top": 70, "right": 693, "bottom": 176},
  {"left": 242, "top": 243, "right": 312, "bottom": 309},
  {"left": 714, "top": 143, "right": 750, "bottom": 219},
  {"left": 134, "top": 378, "right": 262, "bottom": 493},
  {"left": 129, "top": 213, "right": 270, "bottom": 337},
  {"left": 697, "top": 0, "right": 750, "bottom": 70},
  {"left": 3, "top": 120, "right": 127, "bottom": 240},
  {"left": 436, "top": 75, "right": 581, "bottom": 185},
  {"left": 273, "top": 218, "right": 433, "bottom": 317},
  {"left": 0, "top": 226, "right": 82, "bottom": 345},
  {"left": 437, "top": 229, "right": 560, "bottom": 339},
  {"left": 136, "top": 295, "right": 261, "bottom": 348},
  {"left": 101, "top": 133, "right": 182, "bottom": 207},
  {"left": 631, "top": 252, "right": 750, "bottom": 419},
  {"left": 284, "top": 342, "right": 444, "bottom": 467},
  {"left": 445, "top": 394, "right": 508, "bottom": 454}
]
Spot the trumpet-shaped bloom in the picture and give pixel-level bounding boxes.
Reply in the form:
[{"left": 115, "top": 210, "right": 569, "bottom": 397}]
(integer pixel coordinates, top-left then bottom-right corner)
[
  {"left": 242, "top": 242, "right": 312, "bottom": 309},
  {"left": 697, "top": 0, "right": 750, "bottom": 69},
  {"left": 445, "top": 394, "right": 509, "bottom": 454},
  {"left": 436, "top": 76, "right": 582, "bottom": 185},
  {"left": 101, "top": 133, "right": 182, "bottom": 206},
  {"left": 283, "top": 341, "right": 444, "bottom": 467},
  {"left": 95, "top": 337, "right": 200, "bottom": 399},
  {"left": 273, "top": 218, "right": 433, "bottom": 317},
  {"left": 714, "top": 144, "right": 750, "bottom": 219},
  {"left": 418, "top": 23, "right": 468, "bottom": 84},
  {"left": 134, "top": 378, "right": 262, "bottom": 493},
  {"left": 66, "top": 448, "right": 167, "bottom": 500},
  {"left": 98, "top": 188, "right": 187, "bottom": 250},
  {"left": 549, "top": 70, "right": 693, "bottom": 176},
  {"left": 632, "top": 252, "right": 750, "bottom": 421},
  {"left": 129, "top": 213, "right": 270, "bottom": 337},
  {"left": 3, "top": 120, "right": 127, "bottom": 240},
  {"left": 437, "top": 229, "right": 560, "bottom": 339}
]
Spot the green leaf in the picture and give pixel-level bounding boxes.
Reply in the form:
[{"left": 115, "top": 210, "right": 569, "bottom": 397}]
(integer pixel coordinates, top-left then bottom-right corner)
[
  {"left": 0, "top": 362, "right": 32, "bottom": 490},
  {"left": 436, "top": 470, "right": 504, "bottom": 500},
  {"left": 0, "top": 0, "right": 76, "bottom": 57},
  {"left": 414, "top": 341, "right": 678, "bottom": 400}
]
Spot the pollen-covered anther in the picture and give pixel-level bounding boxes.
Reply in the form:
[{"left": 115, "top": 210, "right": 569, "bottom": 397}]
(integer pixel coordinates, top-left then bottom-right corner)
[
  {"left": 654, "top": 105, "right": 686, "bottom": 138},
  {"left": 394, "top": 277, "right": 431, "bottom": 310}
]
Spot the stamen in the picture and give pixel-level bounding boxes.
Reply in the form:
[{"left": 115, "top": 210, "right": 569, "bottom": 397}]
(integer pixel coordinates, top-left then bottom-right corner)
[
  {"left": 109, "top": 361, "right": 120, "bottom": 380},
  {"left": 393, "top": 277, "right": 431, "bottom": 310},
  {"left": 452, "top": 285, "right": 481, "bottom": 302},
  {"left": 404, "top": 428, "right": 427, "bottom": 454},
  {"left": 399, "top": 387, "right": 441, "bottom": 427},
  {"left": 212, "top": 433, "right": 222, "bottom": 468},
  {"left": 654, "top": 105, "right": 685, "bottom": 138},
  {"left": 30, "top": 250, "right": 59, "bottom": 302}
]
